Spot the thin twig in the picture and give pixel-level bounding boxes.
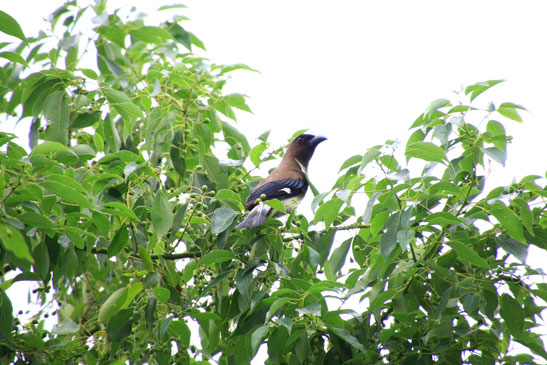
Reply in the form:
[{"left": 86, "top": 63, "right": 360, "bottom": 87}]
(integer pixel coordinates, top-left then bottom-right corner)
[{"left": 283, "top": 222, "right": 370, "bottom": 242}]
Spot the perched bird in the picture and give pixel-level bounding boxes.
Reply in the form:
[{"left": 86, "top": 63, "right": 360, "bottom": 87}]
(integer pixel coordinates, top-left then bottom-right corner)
[{"left": 234, "top": 133, "right": 327, "bottom": 229}]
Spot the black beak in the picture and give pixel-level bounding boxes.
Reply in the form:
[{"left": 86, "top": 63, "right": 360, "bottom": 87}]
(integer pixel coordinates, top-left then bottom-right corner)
[{"left": 309, "top": 135, "right": 327, "bottom": 148}]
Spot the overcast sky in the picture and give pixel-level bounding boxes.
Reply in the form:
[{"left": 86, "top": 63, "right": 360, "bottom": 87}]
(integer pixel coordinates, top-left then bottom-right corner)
[
  {"left": 4, "top": 0, "right": 547, "bottom": 188},
  {"left": 3, "top": 0, "right": 547, "bottom": 361}
]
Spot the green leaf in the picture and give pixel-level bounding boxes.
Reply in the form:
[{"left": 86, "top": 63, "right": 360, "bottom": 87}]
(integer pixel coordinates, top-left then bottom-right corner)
[
  {"left": 311, "top": 191, "right": 329, "bottom": 213},
  {"left": 358, "top": 148, "right": 381, "bottom": 173},
  {"left": 182, "top": 260, "right": 197, "bottom": 282},
  {"left": 40, "top": 181, "right": 92, "bottom": 209},
  {"left": 224, "top": 93, "right": 252, "bottom": 113},
  {"left": 313, "top": 198, "right": 343, "bottom": 228},
  {"left": 32, "top": 141, "right": 73, "bottom": 156},
  {"left": 169, "top": 130, "right": 187, "bottom": 178},
  {"left": 0, "top": 290, "right": 14, "bottom": 342},
  {"left": 433, "top": 123, "right": 452, "bottom": 144},
  {"left": 200, "top": 271, "right": 232, "bottom": 298},
  {"left": 166, "top": 22, "right": 192, "bottom": 50},
  {"left": 103, "top": 88, "right": 143, "bottom": 120},
  {"left": 143, "top": 272, "right": 161, "bottom": 288},
  {"left": 464, "top": 80, "right": 504, "bottom": 101},
  {"left": 129, "top": 26, "right": 173, "bottom": 44},
  {"left": 98, "top": 287, "right": 128, "bottom": 322},
  {"left": 251, "top": 325, "right": 269, "bottom": 356},
  {"left": 108, "top": 225, "right": 129, "bottom": 257},
  {"left": 211, "top": 207, "right": 238, "bottom": 234},
  {"left": 407, "top": 129, "right": 425, "bottom": 145},
  {"left": 268, "top": 326, "right": 289, "bottom": 363},
  {"left": 497, "top": 102, "right": 525, "bottom": 123},
  {"left": 0, "top": 224, "right": 34, "bottom": 263},
  {"left": 71, "top": 110, "right": 101, "bottom": 128},
  {"left": 264, "top": 198, "right": 286, "bottom": 214},
  {"left": 425, "top": 212, "right": 465, "bottom": 226},
  {"left": 339, "top": 154, "right": 362, "bottom": 171},
  {"left": 217, "top": 63, "right": 260, "bottom": 76},
  {"left": 514, "top": 332, "right": 547, "bottom": 361},
  {"left": 512, "top": 198, "right": 534, "bottom": 235},
  {"left": 102, "top": 114, "right": 121, "bottom": 152},
  {"left": 362, "top": 191, "right": 381, "bottom": 224},
  {"left": 99, "top": 150, "right": 139, "bottom": 163},
  {"left": 482, "top": 147, "right": 506, "bottom": 165},
  {"left": 490, "top": 201, "right": 526, "bottom": 243},
  {"left": 44, "top": 91, "right": 70, "bottom": 145},
  {"left": 380, "top": 212, "right": 400, "bottom": 258},
  {"left": 0, "top": 51, "right": 28, "bottom": 67},
  {"left": 215, "top": 99, "right": 236, "bottom": 121},
  {"left": 45, "top": 174, "right": 87, "bottom": 194},
  {"left": 138, "top": 246, "right": 155, "bottom": 272},
  {"left": 106, "top": 308, "right": 133, "bottom": 342},
  {"left": 500, "top": 293, "right": 524, "bottom": 336},
  {"left": 328, "top": 327, "right": 366, "bottom": 352},
  {"left": 167, "top": 320, "right": 191, "bottom": 348},
  {"left": 222, "top": 121, "right": 250, "bottom": 154},
  {"left": 0, "top": 10, "right": 27, "bottom": 44},
  {"left": 213, "top": 189, "right": 243, "bottom": 209},
  {"left": 199, "top": 250, "right": 235, "bottom": 266},
  {"left": 249, "top": 142, "right": 267, "bottom": 167},
  {"left": 152, "top": 287, "right": 170, "bottom": 302},
  {"left": 145, "top": 296, "right": 157, "bottom": 330},
  {"left": 426, "top": 98, "right": 450, "bottom": 116},
  {"left": 102, "top": 202, "right": 139, "bottom": 221},
  {"left": 486, "top": 120, "right": 506, "bottom": 136},
  {"left": 316, "top": 230, "right": 336, "bottom": 266},
  {"left": 495, "top": 237, "right": 528, "bottom": 264},
  {"left": 151, "top": 191, "right": 173, "bottom": 239},
  {"left": 446, "top": 241, "right": 490, "bottom": 269},
  {"left": 121, "top": 282, "right": 143, "bottom": 308},
  {"left": 70, "top": 144, "right": 96, "bottom": 161},
  {"left": 405, "top": 142, "right": 447, "bottom": 163},
  {"left": 328, "top": 238, "right": 351, "bottom": 274},
  {"left": 81, "top": 68, "right": 99, "bottom": 80},
  {"left": 52, "top": 318, "right": 79, "bottom": 335},
  {"left": 396, "top": 229, "right": 414, "bottom": 251},
  {"left": 33, "top": 242, "right": 49, "bottom": 280},
  {"left": 18, "top": 212, "right": 55, "bottom": 228},
  {"left": 266, "top": 298, "right": 292, "bottom": 322}
]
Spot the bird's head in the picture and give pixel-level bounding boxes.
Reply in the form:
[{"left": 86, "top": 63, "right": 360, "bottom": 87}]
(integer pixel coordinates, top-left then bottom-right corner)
[{"left": 285, "top": 133, "right": 327, "bottom": 168}]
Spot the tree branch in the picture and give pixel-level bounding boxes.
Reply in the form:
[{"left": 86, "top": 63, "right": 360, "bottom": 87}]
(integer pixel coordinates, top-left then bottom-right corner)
[
  {"left": 283, "top": 222, "right": 370, "bottom": 242},
  {"left": 90, "top": 248, "right": 201, "bottom": 260}
]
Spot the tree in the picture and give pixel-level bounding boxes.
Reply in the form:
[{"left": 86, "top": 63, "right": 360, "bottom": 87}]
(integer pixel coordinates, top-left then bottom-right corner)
[{"left": 1, "top": 1, "right": 546, "bottom": 364}]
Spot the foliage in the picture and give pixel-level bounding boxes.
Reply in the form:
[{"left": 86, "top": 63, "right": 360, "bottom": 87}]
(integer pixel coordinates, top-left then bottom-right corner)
[{"left": 1, "top": 2, "right": 547, "bottom": 364}]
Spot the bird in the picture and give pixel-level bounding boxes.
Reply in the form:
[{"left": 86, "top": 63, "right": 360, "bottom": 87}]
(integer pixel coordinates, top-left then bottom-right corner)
[{"left": 234, "top": 133, "right": 327, "bottom": 229}]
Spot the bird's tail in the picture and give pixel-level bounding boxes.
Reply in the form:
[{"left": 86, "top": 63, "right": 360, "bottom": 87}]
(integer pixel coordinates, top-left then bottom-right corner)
[{"left": 234, "top": 203, "right": 271, "bottom": 230}]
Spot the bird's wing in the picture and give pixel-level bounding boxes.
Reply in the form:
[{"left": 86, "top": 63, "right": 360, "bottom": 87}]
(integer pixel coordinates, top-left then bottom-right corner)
[
  {"left": 234, "top": 203, "right": 271, "bottom": 229},
  {"left": 245, "top": 178, "right": 308, "bottom": 210}
]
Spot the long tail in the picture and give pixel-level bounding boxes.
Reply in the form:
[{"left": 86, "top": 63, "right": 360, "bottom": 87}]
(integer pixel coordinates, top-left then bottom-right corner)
[{"left": 234, "top": 203, "right": 271, "bottom": 229}]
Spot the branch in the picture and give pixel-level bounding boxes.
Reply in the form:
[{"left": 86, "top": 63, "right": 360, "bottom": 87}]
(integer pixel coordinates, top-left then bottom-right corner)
[
  {"left": 283, "top": 222, "right": 370, "bottom": 242},
  {"left": 155, "top": 251, "right": 201, "bottom": 260},
  {"left": 456, "top": 170, "right": 476, "bottom": 216},
  {"left": 90, "top": 248, "right": 201, "bottom": 260}
]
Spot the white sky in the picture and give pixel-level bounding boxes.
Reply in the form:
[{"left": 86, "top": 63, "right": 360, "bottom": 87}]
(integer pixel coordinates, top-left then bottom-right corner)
[
  {"left": 3, "top": 0, "right": 547, "bottom": 361},
  {"left": 3, "top": 0, "right": 547, "bottom": 189}
]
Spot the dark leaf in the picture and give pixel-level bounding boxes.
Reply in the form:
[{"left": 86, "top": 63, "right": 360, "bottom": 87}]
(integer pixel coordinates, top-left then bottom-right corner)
[
  {"left": 500, "top": 293, "right": 524, "bottom": 336},
  {"left": 108, "top": 224, "right": 129, "bottom": 257},
  {"left": 212, "top": 207, "right": 238, "bottom": 234},
  {"left": 328, "top": 238, "right": 351, "bottom": 274}
]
